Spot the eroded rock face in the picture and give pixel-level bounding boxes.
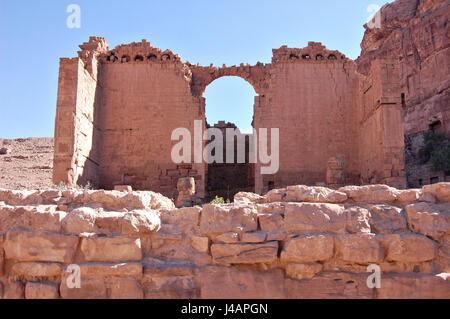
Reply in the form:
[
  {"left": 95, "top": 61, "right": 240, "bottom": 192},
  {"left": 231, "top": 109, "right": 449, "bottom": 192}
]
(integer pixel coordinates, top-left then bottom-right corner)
[{"left": 0, "top": 182, "right": 448, "bottom": 299}]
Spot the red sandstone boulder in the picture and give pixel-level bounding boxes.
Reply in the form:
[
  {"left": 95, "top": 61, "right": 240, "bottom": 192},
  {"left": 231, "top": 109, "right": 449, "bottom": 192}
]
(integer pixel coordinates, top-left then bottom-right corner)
[
  {"left": 335, "top": 234, "right": 384, "bottom": 263},
  {"left": 61, "top": 207, "right": 97, "bottom": 234},
  {"left": 376, "top": 273, "right": 450, "bottom": 299},
  {"left": 421, "top": 183, "right": 450, "bottom": 203},
  {"left": 405, "top": 202, "right": 450, "bottom": 240},
  {"left": 285, "top": 263, "right": 323, "bottom": 280},
  {"left": 199, "top": 267, "right": 286, "bottom": 299},
  {"left": 285, "top": 185, "right": 348, "bottom": 203},
  {"left": 0, "top": 205, "right": 66, "bottom": 233},
  {"left": 380, "top": 233, "right": 438, "bottom": 262},
  {"left": 211, "top": 241, "right": 278, "bottom": 264},
  {"left": 10, "top": 262, "right": 64, "bottom": 280},
  {"left": 280, "top": 234, "right": 334, "bottom": 263},
  {"left": 80, "top": 236, "right": 142, "bottom": 262},
  {"left": 234, "top": 191, "right": 264, "bottom": 204},
  {"left": 283, "top": 203, "right": 346, "bottom": 234},
  {"left": 4, "top": 230, "right": 78, "bottom": 263},
  {"left": 345, "top": 206, "right": 371, "bottom": 233},
  {"left": 25, "top": 282, "right": 59, "bottom": 299},
  {"left": 60, "top": 276, "right": 107, "bottom": 299},
  {"left": 94, "top": 209, "right": 161, "bottom": 235},
  {"left": 338, "top": 185, "right": 399, "bottom": 203},
  {"left": 199, "top": 204, "right": 258, "bottom": 235},
  {"left": 369, "top": 204, "right": 407, "bottom": 234}
]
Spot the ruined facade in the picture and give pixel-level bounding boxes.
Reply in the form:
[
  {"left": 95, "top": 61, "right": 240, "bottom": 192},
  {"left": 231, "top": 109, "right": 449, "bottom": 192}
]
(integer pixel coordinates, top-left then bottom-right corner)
[
  {"left": 53, "top": 37, "right": 405, "bottom": 199},
  {"left": 54, "top": 0, "right": 448, "bottom": 199}
]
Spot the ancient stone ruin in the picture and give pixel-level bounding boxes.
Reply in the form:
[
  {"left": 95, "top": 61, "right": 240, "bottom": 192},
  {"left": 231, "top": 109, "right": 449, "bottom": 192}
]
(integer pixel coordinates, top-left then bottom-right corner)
[
  {"left": 55, "top": 4, "right": 433, "bottom": 200},
  {"left": 0, "top": 0, "right": 447, "bottom": 299}
]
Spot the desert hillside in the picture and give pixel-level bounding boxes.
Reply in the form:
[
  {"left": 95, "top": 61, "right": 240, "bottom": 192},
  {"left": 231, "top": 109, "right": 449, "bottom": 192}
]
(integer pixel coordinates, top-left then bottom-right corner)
[{"left": 0, "top": 137, "right": 54, "bottom": 190}]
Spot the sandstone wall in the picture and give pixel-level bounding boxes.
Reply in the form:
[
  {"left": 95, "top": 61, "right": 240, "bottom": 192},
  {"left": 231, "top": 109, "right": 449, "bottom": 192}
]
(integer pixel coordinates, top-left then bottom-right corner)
[
  {"left": 255, "top": 49, "right": 361, "bottom": 193},
  {"left": 97, "top": 56, "right": 205, "bottom": 200},
  {"left": 0, "top": 183, "right": 448, "bottom": 299}
]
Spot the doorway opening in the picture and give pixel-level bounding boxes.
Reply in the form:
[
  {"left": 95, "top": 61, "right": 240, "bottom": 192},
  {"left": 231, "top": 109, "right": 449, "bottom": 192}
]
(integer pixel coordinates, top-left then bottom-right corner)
[{"left": 203, "top": 76, "right": 256, "bottom": 202}]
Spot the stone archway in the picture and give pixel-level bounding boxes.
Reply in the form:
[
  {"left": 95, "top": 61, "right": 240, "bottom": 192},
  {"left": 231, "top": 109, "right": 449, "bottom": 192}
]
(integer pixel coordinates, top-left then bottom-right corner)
[{"left": 198, "top": 74, "right": 259, "bottom": 201}]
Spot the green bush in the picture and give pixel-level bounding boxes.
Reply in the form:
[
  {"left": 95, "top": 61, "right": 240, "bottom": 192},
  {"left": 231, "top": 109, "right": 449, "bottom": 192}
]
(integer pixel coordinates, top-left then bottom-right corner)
[
  {"left": 210, "top": 196, "right": 230, "bottom": 204},
  {"left": 418, "top": 131, "right": 450, "bottom": 174}
]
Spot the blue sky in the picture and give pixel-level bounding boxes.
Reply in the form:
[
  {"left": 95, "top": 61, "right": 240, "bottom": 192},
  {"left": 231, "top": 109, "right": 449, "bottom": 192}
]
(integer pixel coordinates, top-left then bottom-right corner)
[{"left": 0, "top": 0, "right": 390, "bottom": 138}]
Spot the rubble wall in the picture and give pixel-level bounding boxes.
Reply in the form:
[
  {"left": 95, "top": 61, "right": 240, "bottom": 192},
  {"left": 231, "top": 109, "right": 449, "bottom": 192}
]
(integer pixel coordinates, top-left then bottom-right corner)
[{"left": 0, "top": 183, "right": 448, "bottom": 299}]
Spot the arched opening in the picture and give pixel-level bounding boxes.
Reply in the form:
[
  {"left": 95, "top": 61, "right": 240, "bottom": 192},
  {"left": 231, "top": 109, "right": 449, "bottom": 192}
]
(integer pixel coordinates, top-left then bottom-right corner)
[
  {"left": 134, "top": 55, "right": 144, "bottom": 62},
  {"left": 121, "top": 55, "right": 130, "bottom": 63},
  {"left": 203, "top": 76, "right": 257, "bottom": 201},
  {"left": 302, "top": 54, "right": 311, "bottom": 60},
  {"left": 328, "top": 54, "right": 337, "bottom": 60}
]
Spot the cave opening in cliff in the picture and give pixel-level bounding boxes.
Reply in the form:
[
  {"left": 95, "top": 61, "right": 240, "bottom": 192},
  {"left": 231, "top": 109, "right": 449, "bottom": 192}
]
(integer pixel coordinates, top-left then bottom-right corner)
[{"left": 203, "top": 76, "right": 256, "bottom": 202}]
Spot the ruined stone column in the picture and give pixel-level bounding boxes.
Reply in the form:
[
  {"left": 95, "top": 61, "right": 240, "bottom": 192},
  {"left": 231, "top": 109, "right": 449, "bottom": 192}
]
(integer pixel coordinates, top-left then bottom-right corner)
[
  {"left": 326, "top": 157, "right": 344, "bottom": 188},
  {"left": 176, "top": 177, "right": 201, "bottom": 207}
]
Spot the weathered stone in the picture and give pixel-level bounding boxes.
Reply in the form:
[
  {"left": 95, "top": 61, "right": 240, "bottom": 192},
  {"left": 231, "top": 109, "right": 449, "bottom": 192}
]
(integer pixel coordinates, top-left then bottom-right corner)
[
  {"left": 160, "top": 206, "right": 200, "bottom": 234},
  {"left": 285, "top": 185, "right": 348, "bottom": 203},
  {"left": 79, "top": 262, "right": 142, "bottom": 278},
  {"left": 11, "top": 262, "right": 64, "bottom": 279},
  {"left": 369, "top": 204, "right": 407, "bottom": 234},
  {"left": 215, "top": 232, "right": 239, "bottom": 243},
  {"left": 4, "top": 230, "right": 78, "bottom": 263},
  {"left": 335, "top": 234, "right": 384, "bottom": 263},
  {"left": 190, "top": 235, "right": 209, "bottom": 253},
  {"left": 263, "top": 188, "right": 286, "bottom": 203},
  {"left": 258, "top": 213, "right": 284, "bottom": 232},
  {"left": 381, "top": 234, "right": 438, "bottom": 262},
  {"left": 80, "top": 236, "right": 142, "bottom": 262},
  {"left": 60, "top": 276, "right": 107, "bottom": 299},
  {"left": 339, "top": 185, "right": 398, "bottom": 203},
  {"left": 95, "top": 210, "right": 160, "bottom": 235},
  {"left": 143, "top": 259, "right": 195, "bottom": 277},
  {"left": 211, "top": 241, "right": 278, "bottom": 264},
  {"left": 280, "top": 235, "right": 334, "bottom": 263},
  {"left": 376, "top": 274, "right": 450, "bottom": 298},
  {"left": 234, "top": 192, "right": 264, "bottom": 204},
  {"left": 0, "top": 205, "right": 66, "bottom": 233},
  {"left": 396, "top": 189, "right": 420, "bottom": 204},
  {"left": 61, "top": 207, "right": 97, "bottom": 234},
  {"left": 405, "top": 202, "right": 450, "bottom": 240},
  {"left": 144, "top": 275, "right": 196, "bottom": 299},
  {"left": 199, "top": 266, "right": 286, "bottom": 299},
  {"left": 285, "top": 272, "right": 373, "bottom": 299},
  {"left": 2, "top": 281, "right": 24, "bottom": 299},
  {"left": 200, "top": 204, "right": 257, "bottom": 235},
  {"left": 345, "top": 206, "right": 371, "bottom": 233},
  {"left": 285, "top": 263, "right": 323, "bottom": 280},
  {"left": 107, "top": 277, "right": 143, "bottom": 299},
  {"left": 422, "top": 183, "right": 450, "bottom": 203},
  {"left": 284, "top": 203, "right": 346, "bottom": 234},
  {"left": 25, "top": 282, "right": 59, "bottom": 299},
  {"left": 241, "top": 232, "right": 267, "bottom": 243},
  {"left": 121, "top": 210, "right": 161, "bottom": 235}
]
